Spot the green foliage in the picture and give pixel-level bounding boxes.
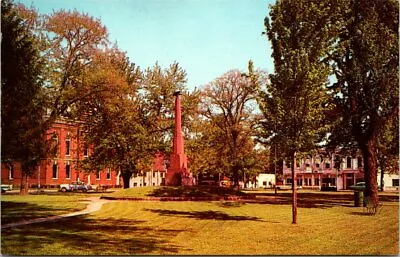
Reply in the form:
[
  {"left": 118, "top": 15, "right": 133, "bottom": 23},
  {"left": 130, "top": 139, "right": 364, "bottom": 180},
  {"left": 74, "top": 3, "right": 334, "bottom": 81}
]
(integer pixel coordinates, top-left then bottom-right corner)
[
  {"left": 327, "top": 0, "right": 399, "bottom": 202},
  {"left": 260, "top": 1, "right": 334, "bottom": 159},
  {"left": 193, "top": 70, "right": 261, "bottom": 184},
  {"left": 1, "top": 0, "right": 48, "bottom": 193}
]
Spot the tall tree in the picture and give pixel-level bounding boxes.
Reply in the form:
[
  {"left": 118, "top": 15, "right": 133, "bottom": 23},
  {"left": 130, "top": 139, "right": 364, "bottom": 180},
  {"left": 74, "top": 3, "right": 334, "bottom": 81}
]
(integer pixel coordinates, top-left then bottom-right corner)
[
  {"left": 1, "top": 0, "right": 48, "bottom": 194},
  {"left": 76, "top": 48, "right": 148, "bottom": 188},
  {"left": 328, "top": 0, "right": 399, "bottom": 204},
  {"left": 42, "top": 9, "right": 109, "bottom": 123},
  {"left": 261, "top": 1, "right": 337, "bottom": 223},
  {"left": 200, "top": 70, "right": 259, "bottom": 186}
]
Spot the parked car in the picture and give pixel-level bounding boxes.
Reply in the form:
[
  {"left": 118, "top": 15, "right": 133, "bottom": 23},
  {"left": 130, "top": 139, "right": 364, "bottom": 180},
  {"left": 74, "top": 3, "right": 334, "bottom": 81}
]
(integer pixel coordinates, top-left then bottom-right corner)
[
  {"left": 1, "top": 184, "right": 13, "bottom": 193},
  {"left": 59, "top": 181, "right": 91, "bottom": 192}
]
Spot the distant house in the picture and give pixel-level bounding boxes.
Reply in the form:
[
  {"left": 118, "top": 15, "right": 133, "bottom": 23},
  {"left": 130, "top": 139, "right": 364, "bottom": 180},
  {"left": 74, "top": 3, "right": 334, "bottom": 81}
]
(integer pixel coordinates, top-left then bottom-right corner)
[
  {"left": 129, "top": 152, "right": 167, "bottom": 187},
  {"left": 256, "top": 173, "right": 276, "bottom": 188},
  {"left": 281, "top": 150, "right": 399, "bottom": 191}
]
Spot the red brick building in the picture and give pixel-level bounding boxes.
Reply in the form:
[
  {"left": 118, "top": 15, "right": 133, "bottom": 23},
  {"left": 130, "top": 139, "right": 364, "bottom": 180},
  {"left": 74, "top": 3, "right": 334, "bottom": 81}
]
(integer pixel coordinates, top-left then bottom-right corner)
[{"left": 1, "top": 119, "right": 120, "bottom": 189}]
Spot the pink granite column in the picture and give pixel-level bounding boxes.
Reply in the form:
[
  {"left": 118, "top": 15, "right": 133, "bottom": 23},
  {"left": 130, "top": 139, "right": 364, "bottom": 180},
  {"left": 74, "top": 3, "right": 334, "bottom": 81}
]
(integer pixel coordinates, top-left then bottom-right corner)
[{"left": 166, "top": 91, "right": 193, "bottom": 186}]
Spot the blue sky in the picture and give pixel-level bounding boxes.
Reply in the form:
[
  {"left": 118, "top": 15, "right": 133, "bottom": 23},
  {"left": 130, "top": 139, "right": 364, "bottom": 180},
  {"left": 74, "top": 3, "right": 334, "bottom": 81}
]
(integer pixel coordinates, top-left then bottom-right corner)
[{"left": 19, "top": 0, "right": 275, "bottom": 91}]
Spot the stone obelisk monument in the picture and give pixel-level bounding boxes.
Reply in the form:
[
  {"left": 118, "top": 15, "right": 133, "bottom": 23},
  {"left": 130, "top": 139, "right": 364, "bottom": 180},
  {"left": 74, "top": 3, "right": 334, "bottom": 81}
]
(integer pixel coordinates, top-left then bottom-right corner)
[{"left": 166, "top": 91, "right": 194, "bottom": 186}]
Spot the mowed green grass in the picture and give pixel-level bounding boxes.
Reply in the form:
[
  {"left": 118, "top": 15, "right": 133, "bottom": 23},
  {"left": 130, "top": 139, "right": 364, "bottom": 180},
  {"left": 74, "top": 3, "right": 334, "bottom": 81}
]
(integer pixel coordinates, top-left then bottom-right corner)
[
  {"left": 1, "top": 194, "right": 89, "bottom": 224},
  {"left": 106, "top": 185, "right": 247, "bottom": 198},
  {"left": 1, "top": 192, "right": 398, "bottom": 255}
]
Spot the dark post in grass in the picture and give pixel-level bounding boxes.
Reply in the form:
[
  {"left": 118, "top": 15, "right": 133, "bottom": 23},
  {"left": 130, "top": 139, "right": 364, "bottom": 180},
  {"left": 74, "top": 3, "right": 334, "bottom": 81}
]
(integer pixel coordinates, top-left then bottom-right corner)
[{"left": 291, "top": 152, "right": 297, "bottom": 224}]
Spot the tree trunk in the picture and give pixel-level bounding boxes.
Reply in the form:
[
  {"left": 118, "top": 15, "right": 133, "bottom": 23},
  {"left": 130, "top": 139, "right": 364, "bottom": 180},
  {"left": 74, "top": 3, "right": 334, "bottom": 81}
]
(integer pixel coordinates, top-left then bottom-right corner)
[
  {"left": 380, "top": 166, "right": 384, "bottom": 192},
  {"left": 291, "top": 152, "right": 297, "bottom": 224},
  {"left": 232, "top": 168, "right": 239, "bottom": 187},
  {"left": 360, "top": 137, "right": 379, "bottom": 206},
  {"left": 121, "top": 171, "right": 132, "bottom": 189},
  {"left": 19, "top": 173, "right": 29, "bottom": 195},
  {"left": 379, "top": 159, "right": 385, "bottom": 192}
]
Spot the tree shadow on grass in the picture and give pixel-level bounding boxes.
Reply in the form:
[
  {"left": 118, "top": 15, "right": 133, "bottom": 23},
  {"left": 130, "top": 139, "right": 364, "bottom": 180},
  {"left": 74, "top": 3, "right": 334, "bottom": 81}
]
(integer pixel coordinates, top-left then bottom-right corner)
[
  {"left": 1, "top": 216, "right": 187, "bottom": 255},
  {"left": 147, "top": 186, "right": 246, "bottom": 198},
  {"left": 246, "top": 193, "right": 355, "bottom": 209},
  {"left": 1, "top": 201, "right": 81, "bottom": 225},
  {"left": 144, "top": 208, "right": 274, "bottom": 223},
  {"left": 348, "top": 211, "right": 375, "bottom": 216}
]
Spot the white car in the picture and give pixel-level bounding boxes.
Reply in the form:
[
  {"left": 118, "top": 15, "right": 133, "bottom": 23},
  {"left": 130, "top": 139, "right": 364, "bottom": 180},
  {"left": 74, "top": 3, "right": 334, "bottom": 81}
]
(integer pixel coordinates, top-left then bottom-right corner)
[
  {"left": 59, "top": 181, "right": 91, "bottom": 192},
  {"left": 1, "top": 184, "right": 13, "bottom": 193}
]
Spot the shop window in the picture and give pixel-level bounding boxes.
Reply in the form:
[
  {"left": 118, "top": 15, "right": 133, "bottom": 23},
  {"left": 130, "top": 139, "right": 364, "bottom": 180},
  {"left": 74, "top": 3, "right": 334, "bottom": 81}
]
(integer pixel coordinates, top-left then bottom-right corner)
[
  {"left": 392, "top": 179, "right": 399, "bottom": 187},
  {"left": 315, "top": 178, "right": 320, "bottom": 186}
]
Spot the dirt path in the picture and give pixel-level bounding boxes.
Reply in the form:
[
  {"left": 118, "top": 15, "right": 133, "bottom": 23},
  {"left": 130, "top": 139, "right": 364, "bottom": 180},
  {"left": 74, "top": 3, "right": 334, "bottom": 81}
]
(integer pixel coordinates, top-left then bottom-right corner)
[{"left": 2, "top": 197, "right": 109, "bottom": 229}]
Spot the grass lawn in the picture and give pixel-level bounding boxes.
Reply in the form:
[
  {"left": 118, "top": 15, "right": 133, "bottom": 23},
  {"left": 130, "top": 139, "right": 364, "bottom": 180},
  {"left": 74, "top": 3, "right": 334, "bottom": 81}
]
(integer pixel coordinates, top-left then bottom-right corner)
[
  {"left": 1, "top": 190, "right": 398, "bottom": 255},
  {"left": 105, "top": 185, "right": 247, "bottom": 199},
  {"left": 1, "top": 193, "right": 93, "bottom": 225}
]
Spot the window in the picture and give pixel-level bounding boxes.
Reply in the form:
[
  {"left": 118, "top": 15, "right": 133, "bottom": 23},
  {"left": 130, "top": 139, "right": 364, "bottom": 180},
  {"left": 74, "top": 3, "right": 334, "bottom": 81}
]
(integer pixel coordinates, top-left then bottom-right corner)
[
  {"left": 315, "top": 163, "right": 320, "bottom": 168},
  {"left": 52, "top": 133, "right": 59, "bottom": 155},
  {"left": 83, "top": 143, "right": 88, "bottom": 157},
  {"left": 96, "top": 172, "right": 101, "bottom": 180},
  {"left": 66, "top": 137, "right": 71, "bottom": 156},
  {"left": 296, "top": 162, "right": 300, "bottom": 168},
  {"left": 325, "top": 163, "right": 330, "bottom": 169},
  {"left": 153, "top": 172, "right": 156, "bottom": 177},
  {"left": 106, "top": 168, "right": 111, "bottom": 180},
  {"left": 306, "top": 163, "right": 310, "bottom": 167},
  {"left": 133, "top": 182, "right": 137, "bottom": 187},
  {"left": 315, "top": 178, "right": 320, "bottom": 186},
  {"left": 52, "top": 162, "right": 58, "bottom": 179},
  {"left": 346, "top": 157, "right": 352, "bottom": 169},
  {"left": 66, "top": 163, "right": 71, "bottom": 179},
  {"left": 286, "top": 178, "right": 292, "bottom": 184},
  {"left": 286, "top": 162, "right": 291, "bottom": 168},
  {"left": 8, "top": 164, "right": 13, "bottom": 179},
  {"left": 144, "top": 183, "right": 147, "bottom": 186},
  {"left": 357, "top": 157, "right": 363, "bottom": 168},
  {"left": 263, "top": 181, "right": 267, "bottom": 186},
  {"left": 392, "top": 179, "right": 399, "bottom": 187},
  {"left": 153, "top": 183, "right": 155, "bottom": 186}
]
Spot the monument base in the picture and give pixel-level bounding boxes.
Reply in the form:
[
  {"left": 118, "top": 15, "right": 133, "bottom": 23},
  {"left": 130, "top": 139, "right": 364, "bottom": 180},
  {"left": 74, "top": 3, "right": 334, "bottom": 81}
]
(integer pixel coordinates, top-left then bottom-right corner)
[{"left": 166, "top": 169, "right": 194, "bottom": 186}]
